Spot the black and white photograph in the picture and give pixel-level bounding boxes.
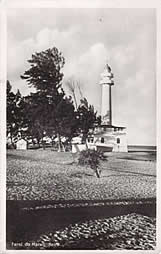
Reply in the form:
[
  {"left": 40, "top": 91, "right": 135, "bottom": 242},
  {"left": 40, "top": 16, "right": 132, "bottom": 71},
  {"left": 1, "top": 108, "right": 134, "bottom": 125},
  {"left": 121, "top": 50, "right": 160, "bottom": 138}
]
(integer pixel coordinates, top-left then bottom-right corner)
[{"left": 0, "top": 1, "right": 159, "bottom": 251}]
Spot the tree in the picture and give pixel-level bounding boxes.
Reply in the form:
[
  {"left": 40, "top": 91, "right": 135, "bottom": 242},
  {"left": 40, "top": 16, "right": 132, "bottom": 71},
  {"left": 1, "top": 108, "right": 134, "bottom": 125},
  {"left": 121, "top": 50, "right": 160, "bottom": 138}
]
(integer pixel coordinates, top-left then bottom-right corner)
[
  {"left": 77, "top": 98, "right": 98, "bottom": 144},
  {"left": 65, "top": 77, "right": 84, "bottom": 110},
  {"left": 7, "top": 80, "right": 16, "bottom": 144},
  {"left": 46, "top": 95, "right": 78, "bottom": 151},
  {"left": 21, "top": 94, "right": 45, "bottom": 147},
  {"left": 65, "top": 78, "right": 102, "bottom": 145},
  {"left": 7, "top": 80, "right": 27, "bottom": 145},
  {"left": 21, "top": 47, "right": 65, "bottom": 94},
  {"left": 21, "top": 47, "right": 77, "bottom": 151}
]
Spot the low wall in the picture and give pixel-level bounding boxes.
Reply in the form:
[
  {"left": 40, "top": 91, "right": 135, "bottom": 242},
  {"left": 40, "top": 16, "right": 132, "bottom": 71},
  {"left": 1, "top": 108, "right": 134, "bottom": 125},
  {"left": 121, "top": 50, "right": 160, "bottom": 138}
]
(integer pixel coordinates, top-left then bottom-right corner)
[{"left": 72, "top": 144, "right": 87, "bottom": 153}]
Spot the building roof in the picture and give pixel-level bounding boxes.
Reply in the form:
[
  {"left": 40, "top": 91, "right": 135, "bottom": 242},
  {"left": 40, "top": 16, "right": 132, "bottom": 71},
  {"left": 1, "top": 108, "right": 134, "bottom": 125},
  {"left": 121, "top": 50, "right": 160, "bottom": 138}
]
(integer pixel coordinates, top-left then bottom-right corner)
[{"left": 100, "top": 124, "right": 126, "bottom": 129}]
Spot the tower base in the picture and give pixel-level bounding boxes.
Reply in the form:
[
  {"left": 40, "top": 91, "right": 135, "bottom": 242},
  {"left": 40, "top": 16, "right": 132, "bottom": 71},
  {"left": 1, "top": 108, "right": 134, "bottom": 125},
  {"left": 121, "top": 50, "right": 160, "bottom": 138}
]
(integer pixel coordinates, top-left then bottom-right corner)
[{"left": 87, "top": 125, "right": 128, "bottom": 153}]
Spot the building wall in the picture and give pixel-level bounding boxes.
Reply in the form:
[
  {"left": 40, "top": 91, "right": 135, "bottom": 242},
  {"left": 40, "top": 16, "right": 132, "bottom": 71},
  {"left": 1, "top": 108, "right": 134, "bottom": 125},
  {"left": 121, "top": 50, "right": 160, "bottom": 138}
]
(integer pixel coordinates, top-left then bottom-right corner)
[
  {"left": 112, "top": 132, "right": 128, "bottom": 152},
  {"left": 87, "top": 127, "right": 128, "bottom": 152},
  {"left": 16, "top": 139, "right": 27, "bottom": 150}
]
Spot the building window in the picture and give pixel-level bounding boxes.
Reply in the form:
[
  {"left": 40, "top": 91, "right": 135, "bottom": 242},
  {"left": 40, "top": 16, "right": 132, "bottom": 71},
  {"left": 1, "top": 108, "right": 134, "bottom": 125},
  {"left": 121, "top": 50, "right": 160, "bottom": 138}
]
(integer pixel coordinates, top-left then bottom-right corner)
[
  {"left": 88, "top": 138, "right": 94, "bottom": 143},
  {"left": 117, "top": 138, "right": 120, "bottom": 144},
  {"left": 101, "top": 137, "right": 104, "bottom": 143}
]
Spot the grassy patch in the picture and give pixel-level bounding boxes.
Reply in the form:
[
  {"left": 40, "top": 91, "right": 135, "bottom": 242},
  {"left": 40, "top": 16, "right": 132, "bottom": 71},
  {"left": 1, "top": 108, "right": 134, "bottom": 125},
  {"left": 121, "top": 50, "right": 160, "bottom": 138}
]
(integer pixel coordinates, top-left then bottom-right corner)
[{"left": 7, "top": 150, "right": 156, "bottom": 200}]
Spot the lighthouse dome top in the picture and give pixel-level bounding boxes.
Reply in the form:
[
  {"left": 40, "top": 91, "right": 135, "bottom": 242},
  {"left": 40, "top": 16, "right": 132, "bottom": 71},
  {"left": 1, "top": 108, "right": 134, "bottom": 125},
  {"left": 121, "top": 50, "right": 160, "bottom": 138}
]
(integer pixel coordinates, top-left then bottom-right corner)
[{"left": 99, "top": 63, "right": 114, "bottom": 86}]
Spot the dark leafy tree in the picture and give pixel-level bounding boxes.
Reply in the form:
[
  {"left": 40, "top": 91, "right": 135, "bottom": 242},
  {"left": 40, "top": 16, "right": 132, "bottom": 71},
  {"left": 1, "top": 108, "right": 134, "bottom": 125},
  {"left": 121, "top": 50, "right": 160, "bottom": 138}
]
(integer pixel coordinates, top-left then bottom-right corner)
[
  {"left": 7, "top": 80, "right": 27, "bottom": 145},
  {"left": 21, "top": 47, "right": 77, "bottom": 150},
  {"left": 7, "top": 80, "right": 16, "bottom": 144},
  {"left": 21, "top": 47, "right": 65, "bottom": 94},
  {"left": 77, "top": 98, "right": 98, "bottom": 143},
  {"left": 20, "top": 94, "right": 44, "bottom": 147},
  {"left": 48, "top": 96, "right": 76, "bottom": 137}
]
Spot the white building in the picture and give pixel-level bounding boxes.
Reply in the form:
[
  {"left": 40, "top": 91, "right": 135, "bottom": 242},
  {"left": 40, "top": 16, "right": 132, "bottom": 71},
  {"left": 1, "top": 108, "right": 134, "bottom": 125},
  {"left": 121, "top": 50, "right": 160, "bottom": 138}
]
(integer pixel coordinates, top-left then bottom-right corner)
[
  {"left": 87, "top": 125, "right": 128, "bottom": 152},
  {"left": 16, "top": 139, "right": 27, "bottom": 150}
]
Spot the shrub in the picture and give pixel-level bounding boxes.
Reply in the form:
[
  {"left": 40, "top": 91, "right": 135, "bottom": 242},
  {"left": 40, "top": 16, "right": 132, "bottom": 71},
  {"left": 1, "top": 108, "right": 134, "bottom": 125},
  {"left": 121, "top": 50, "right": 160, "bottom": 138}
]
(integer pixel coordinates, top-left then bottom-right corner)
[{"left": 78, "top": 149, "right": 107, "bottom": 178}]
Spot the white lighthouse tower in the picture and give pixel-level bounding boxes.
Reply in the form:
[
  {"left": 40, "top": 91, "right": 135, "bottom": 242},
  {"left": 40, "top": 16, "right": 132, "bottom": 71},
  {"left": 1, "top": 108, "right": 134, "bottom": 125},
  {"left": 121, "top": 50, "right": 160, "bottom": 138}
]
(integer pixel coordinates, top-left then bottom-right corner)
[
  {"left": 100, "top": 64, "right": 114, "bottom": 125},
  {"left": 89, "top": 62, "right": 128, "bottom": 152}
]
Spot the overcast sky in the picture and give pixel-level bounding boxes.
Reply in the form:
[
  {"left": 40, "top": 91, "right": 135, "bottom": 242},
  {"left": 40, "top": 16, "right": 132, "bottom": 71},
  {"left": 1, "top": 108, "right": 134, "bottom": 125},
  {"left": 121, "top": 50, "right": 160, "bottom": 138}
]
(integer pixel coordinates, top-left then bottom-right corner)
[{"left": 7, "top": 8, "right": 156, "bottom": 145}]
